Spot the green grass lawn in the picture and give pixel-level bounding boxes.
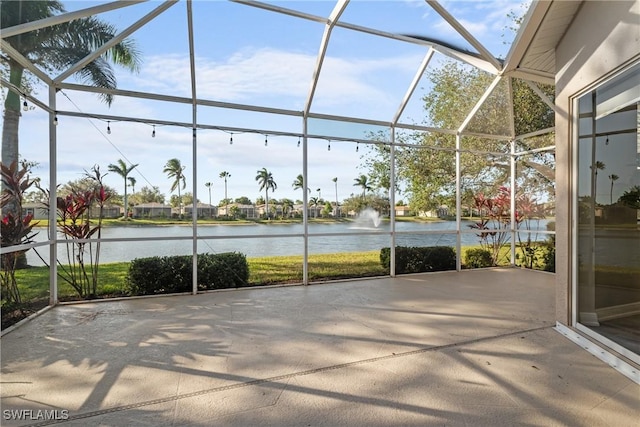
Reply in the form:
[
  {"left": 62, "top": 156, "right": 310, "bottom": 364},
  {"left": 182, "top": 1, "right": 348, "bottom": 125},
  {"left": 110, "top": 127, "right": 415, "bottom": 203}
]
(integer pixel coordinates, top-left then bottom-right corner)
[
  {"left": 12, "top": 250, "right": 386, "bottom": 303},
  {"left": 11, "top": 243, "right": 550, "bottom": 302}
]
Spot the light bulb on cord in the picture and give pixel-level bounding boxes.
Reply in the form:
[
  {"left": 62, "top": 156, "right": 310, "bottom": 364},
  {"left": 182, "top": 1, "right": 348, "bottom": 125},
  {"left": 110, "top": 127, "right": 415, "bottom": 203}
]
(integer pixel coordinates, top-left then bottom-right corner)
[
  {"left": 297, "top": 137, "right": 301, "bottom": 148},
  {"left": 264, "top": 135, "right": 268, "bottom": 147},
  {"left": 22, "top": 99, "right": 28, "bottom": 111},
  {"left": 152, "top": 125, "right": 156, "bottom": 138},
  {"left": 107, "top": 122, "right": 111, "bottom": 135},
  {"left": 230, "top": 133, "right": 233, "bottom": 145},
  {"left": 53, "top": 115, "right": 58, "bottom": 126}
]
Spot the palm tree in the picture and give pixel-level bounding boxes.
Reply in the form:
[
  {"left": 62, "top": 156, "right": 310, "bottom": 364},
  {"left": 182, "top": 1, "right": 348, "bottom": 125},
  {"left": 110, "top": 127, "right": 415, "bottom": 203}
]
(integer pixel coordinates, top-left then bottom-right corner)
[
  {"left": 128, "top": 176, "right": 136, "bottom": 194},
  {"left": 255, "top": 168, "right": 277, "bottom": 219},
  {"left": 332, "top": 177, "right": 339, "bottom": 217},
  {"left": 591, "top": 160, "right": 605, "bottom": 205},
  {"left": 608, "top": 174, "right": 619, "bottom": 205},
  {"left": 282, "top": 198, "right": 294, "bottom": 218},
  {"left": 292, "top": 174, "right": 305, "bottom": 192},
  {"left": 354, "top": 174, "right": 372, "bottom": 202},
  {"left": 164, "top": 158, "right": 186, "bottom": 214},
  {"left": 219, "top": 171, "right": 230, "bottom": 216},
  {"left": 108, "top": 159, "right": 138, "bottom": 219},
  {"left": 204, "top": 182, "right": 213, "bottom": 217},
  {"left": 309, "top": 196, "right": 319, "bottom": 218},
  {"left": 1, "top": 1, "right": 141, "bottom": 170}
]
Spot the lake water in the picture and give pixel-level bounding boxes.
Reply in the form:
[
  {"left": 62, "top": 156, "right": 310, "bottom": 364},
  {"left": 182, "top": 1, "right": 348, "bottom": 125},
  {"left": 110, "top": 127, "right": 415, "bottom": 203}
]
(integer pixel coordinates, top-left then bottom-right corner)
[{"left": 26, "top": 219, "right": 552, "bottom": 266}]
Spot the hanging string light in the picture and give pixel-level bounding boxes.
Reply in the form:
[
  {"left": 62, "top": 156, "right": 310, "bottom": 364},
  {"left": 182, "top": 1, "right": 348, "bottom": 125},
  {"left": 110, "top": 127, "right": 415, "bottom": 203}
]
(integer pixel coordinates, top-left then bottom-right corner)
[
  {"left": 264, "top": 135, "right": 268, "bottom": 147},
  {"left": 152, "top": 125, "right": 156, "bottom": 138},
  {"left": 327, "top": 140, "right": 331, "bottom": 151},
  {"left": 229, "top": 133, "right": 233, "bottom": 145},
  {"left": 53, "top": 115, "right": 58, "bottom": 126},
  {"left": 356, "top": 142, "right": 359, "bottom": 152},
  {"left": 297, "top": 136, "right": 301, "bottom": 148},
  {"left": 22, "top": 98, "right": 28, "bottom": 111},
  {"left": 107, "top": 121, "right": 111, "bottom": 134}
]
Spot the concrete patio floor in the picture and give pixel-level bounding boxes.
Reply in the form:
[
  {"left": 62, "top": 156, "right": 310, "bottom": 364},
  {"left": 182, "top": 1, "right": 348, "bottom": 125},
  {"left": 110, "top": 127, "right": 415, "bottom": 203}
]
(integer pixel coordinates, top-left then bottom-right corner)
[{"left": 1, "top": 268, "right": 638, "bottom": 426}]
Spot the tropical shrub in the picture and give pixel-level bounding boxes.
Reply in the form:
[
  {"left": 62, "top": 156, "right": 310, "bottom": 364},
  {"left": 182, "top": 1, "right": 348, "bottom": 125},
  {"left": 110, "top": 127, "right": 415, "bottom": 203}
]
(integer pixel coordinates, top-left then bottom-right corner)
[
  {"left": 1, "top": 161, "right": 39, "bottom": 305},
  {"left": 380, "top": 246, "right": 456, "bottom": 274},
  {"left": 468, "top": 187, "right": 512, "bottom": 266},
  {"left": 541, "top": 221, "right": 555, "bottom": 272},
  {"left": 127, "top": 252, "right": 249, "bottom": 295},
  {"left": 44, "top": 166, "right": 111, "bottom": 298},
  {"left": 464, "top": 248, "right": 493, "bottom": 268}
]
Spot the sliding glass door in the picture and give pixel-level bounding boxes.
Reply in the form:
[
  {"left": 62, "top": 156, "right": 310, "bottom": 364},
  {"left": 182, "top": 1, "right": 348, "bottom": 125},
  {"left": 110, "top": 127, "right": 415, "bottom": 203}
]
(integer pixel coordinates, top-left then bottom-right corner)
[{"left": 575, "top": 62, "right": 640, "bottom": 361}]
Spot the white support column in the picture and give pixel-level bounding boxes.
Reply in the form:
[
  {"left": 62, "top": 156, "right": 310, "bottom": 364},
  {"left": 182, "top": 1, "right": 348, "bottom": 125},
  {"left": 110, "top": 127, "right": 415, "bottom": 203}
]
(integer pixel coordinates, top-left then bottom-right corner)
[
  {"left": 302, "top": 119, "right": 309, "bottom": 285},
  {"left": 187, "top": 0, "right": 198, "bottom": 295},
  {"left": 48, "top": 86, "right": 58, "bottom": 305},
  {"left": 510, "top": 140, "right": 517, "bottom": 266},
  {"left": 303, "top": 0, "right": 349, "bottom": 115},
  {"left": 390, "top": 127, "right": 396, "bottom": 277},
  {"left": 455, "top": 134, "right": 462, "bottom": 271}
]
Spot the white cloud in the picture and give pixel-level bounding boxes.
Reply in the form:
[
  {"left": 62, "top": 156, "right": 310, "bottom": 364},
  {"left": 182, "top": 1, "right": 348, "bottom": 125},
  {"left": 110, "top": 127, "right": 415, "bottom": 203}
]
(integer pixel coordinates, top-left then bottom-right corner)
[{"left": 120, "top": 47, "right": 421, "bottom": 118}]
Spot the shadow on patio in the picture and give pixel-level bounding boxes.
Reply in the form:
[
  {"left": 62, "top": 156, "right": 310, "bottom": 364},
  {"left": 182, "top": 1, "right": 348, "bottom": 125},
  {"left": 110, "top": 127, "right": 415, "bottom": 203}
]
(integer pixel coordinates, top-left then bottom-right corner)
[{"left": 1, "top": 269, "right": 638, "bottom": 426}]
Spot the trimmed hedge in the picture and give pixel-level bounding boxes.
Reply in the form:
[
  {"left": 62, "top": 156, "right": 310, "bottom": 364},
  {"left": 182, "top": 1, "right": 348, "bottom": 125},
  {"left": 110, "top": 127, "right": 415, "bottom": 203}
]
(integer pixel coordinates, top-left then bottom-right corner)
[
  {"left": 380, "top": 246, "right": 456, "bottom": 274},
  {"left": 127, "top": 252, "right": 249, "bottom": 295},
  {"left": 464, "top": 248, "right": 493, "bottom": 268}
]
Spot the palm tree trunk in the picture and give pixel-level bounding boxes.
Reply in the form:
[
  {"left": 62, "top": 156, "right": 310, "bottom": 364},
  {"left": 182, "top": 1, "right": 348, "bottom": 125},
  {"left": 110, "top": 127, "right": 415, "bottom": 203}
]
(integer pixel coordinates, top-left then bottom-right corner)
[
  {"left": 2, "top": 66, "right": 24, "bottom": 218},
  {"left": 2, "top": 63, "right": 23, "bottom": 171},
  {"left": 610, "top": 181, "right": 613, "bottom": 205},
  {"left": 123, "top": 179, "right": 129, "bottom": 219},
  {"left": 1, "top": 108, "right": 20, "bottom": 169},
  {"left": 224, "top": 179, "right": 228, "bottom": 217},
  {"left": 265, "top": 191, "right": 269, "bottom": 220}
]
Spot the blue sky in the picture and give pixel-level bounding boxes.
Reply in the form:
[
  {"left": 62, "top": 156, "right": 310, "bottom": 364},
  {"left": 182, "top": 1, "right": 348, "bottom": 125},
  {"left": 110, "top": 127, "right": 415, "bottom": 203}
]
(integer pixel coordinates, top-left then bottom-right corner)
[{"left": 15, "top": 0, "right": 531, "bottom": 205}]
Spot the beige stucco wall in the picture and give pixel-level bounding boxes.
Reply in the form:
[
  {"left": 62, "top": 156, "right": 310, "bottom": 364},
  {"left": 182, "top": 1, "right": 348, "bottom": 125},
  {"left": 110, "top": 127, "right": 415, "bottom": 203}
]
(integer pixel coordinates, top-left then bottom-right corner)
[{"left": 555, "top": 0, "right": 640, "bottom": 324}]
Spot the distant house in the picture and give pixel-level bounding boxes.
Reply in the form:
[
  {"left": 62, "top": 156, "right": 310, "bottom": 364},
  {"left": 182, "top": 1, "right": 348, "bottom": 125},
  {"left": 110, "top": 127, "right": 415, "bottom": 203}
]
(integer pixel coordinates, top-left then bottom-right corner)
[
  {"left": 89, "top": 204, "right": 121, "bottom": 219},
  {"left": 22, "top": 202, "right": 48, "bottom": 220},
  {"left": 418, "top": 205, "right": 449, "bottom": 218},
  {"left": 218, "top": 203, "right": 256, "bottom": 219},
  {"left": 294, "top": 204, "right": 322, "bottom": 218},
  {"left": 256, "top": 203, "right": 283, "bottom": 218},
  {"left": 22, "top": 202, "right": 120, "bottom": 220},
  {"left": 184, "top": 203, "right": 217, "bottom": 218},
  {"left": 394, "top": 206, "right": 411, "bottom": 217},
  {"left": 132, "top": 202, "right": 172, "bottom": 218}
]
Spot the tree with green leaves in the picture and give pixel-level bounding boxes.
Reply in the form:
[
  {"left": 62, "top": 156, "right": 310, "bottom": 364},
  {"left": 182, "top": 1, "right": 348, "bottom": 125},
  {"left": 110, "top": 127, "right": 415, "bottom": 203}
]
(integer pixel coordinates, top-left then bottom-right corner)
[
  {"left": 353, "top": 174, "right": 372, "bottom": 202},
  {"left": 219, "top": 171, "right": 230, "bottom": 216},
  {"left": 1, "top": 0, "right": 141, "bottom": 171},
  {"left": 608, "top": 174, "right": 619, "bottom": 205},
  {"left": 292, "top": 174, "right": 309, "bottom": 194},
  {"left": 204, "top": 181, "right": 213, "bottom": 217},
  {"left": 255, "top": 168, "right": 277, "bottom": 219},
  {"left": 108, "top": 159, "right": 138, "bottom": 219},
  {"left": 58, "top": 176, "right": 118, "bottom": 201},
  {"left": 163, "top": 158, "right": 186, "bottom": 213},
  {"left": 591, "top": 160, "right": 605, "bottom": 205},
  {"left": 129, "top": 186, "right": 164, "bottom": 205},
  {"left": 170, "top": 192, "right": 194, "bottom": 209},
  {"left": 362, "top": 59, "right": 555, "bottom": 214},
  {"left": 128, "top": 176, "right": 136, "bottom": 194},
  {"left": 332, "top": 177, "right": 339, "bottom": 217},
  {"left": 308, "top": 196, "right": 318, "bottom": 218},
  {"left": 234, "top": 196, "right": 252, "bottom": 205},
  {"left": 281, "top": 198, "right": 294, "bottom": 218},
  {"left": 618, "top": 186, "right": 640, "bottom": 210}
]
